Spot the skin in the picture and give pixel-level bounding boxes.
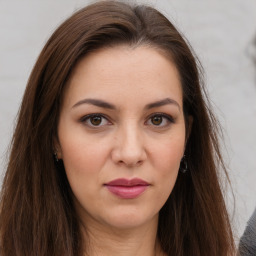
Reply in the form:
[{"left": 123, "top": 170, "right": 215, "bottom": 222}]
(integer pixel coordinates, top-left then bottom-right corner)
[{"left": 56, "top": 45, "right": 187, "bottom": 256}]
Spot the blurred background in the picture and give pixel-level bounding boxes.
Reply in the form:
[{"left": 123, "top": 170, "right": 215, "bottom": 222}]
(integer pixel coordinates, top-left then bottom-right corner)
[{"left": 0, "top": 0, "right": 256, "bottom": 243}]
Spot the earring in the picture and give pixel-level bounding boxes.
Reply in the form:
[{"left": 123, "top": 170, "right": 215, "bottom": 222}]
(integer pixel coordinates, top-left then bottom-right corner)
[
  {"left": 180, "top": 155, "right": 188, "bottom": 173},
  {"left": 54, "top": 151, "right": 59, "bottom": 162}
]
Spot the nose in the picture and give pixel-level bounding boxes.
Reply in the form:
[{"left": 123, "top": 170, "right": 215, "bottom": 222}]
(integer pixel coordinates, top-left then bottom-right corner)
[{"left": 111, "top": 124, "right": 147, "bottom": 167}]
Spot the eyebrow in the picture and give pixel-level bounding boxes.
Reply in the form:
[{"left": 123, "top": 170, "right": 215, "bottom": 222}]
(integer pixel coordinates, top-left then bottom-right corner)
[
  {"left": 145, "top": 98, "right": 181, "bottom": 111},
  {"left": 72, "top": 97, "right": 180, "bottom": 111},
  {"left": 72, "top": 98, "right": 116, "bottom": 109}
]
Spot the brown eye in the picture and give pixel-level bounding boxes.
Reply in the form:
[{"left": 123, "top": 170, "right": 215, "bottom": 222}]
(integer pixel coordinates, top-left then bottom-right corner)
[
  {"left": 146, "top": 113, "right": 174, "bottom": 128},
  {"left": 151, "top": 115, "right": 162, "bottom": 125},
  {"left": 90, "top": 116, "right": 102, "bottom": 126},
  {"left": 81, "top": 114, "right": 110, "bottom": 128}
]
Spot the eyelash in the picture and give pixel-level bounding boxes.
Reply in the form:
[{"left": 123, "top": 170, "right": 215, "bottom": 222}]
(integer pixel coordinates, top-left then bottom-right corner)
[
  {"left": 80, "top": 113, "right": 174, "bottom": 128},
  {"left": 80, "top": 114, "right": 112, "bottom": 128},
  {"left": 146, "top": 113, "right": 174, "bottom": 127}
]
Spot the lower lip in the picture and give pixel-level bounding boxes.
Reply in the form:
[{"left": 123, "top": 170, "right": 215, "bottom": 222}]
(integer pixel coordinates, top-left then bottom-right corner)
[{"left": 105, "top": 185, "right": 148, "bottom": 199}]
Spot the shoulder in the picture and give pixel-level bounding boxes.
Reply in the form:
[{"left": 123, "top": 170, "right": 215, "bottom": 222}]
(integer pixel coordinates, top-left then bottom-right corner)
[{"left": 239, "top": 207, "right": 256, "bottom": 256}]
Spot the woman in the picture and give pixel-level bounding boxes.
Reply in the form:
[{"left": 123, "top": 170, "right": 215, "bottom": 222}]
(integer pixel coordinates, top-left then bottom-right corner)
[{"left": 0, "top": 1, "right": 235, "bottom": 255}]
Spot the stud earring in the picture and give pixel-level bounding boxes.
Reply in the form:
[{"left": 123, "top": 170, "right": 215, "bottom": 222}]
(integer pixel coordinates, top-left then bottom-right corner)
[
  {"left": 180, "top": 155, "right": 188, "bottom": 173},
  {"left": 54, "top": 151, "right": 59, "bottom": 162}
]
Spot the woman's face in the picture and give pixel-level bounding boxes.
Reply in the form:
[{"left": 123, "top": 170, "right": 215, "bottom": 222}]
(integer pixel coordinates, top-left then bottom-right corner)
[{"left": 57, "top": 45, "right": 186, "bottom": 230}]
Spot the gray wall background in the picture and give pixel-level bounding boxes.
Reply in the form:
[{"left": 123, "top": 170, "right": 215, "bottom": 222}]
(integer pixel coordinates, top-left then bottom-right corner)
[{"left": 1, "top": 0, "right": 256, "bottom": 242}]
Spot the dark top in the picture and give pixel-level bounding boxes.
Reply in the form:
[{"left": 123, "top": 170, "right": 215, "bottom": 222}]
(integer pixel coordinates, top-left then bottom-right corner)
[{"left": 239, "top": 207, "right": 256, "bottom": 256}]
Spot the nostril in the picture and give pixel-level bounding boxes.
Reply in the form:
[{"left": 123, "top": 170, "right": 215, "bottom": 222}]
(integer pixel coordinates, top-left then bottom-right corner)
[
  {"left": 137, "top": 160, "right": 143, "bottom": 166},
  {"left": 116, "top": 159, "right": 143, "bottom": 167},
  {"left": 114, "top": 157, "right": 144, "bottom": 168}
]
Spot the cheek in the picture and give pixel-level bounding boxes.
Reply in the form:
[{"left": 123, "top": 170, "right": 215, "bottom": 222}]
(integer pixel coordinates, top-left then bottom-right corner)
[
  {"left": 150, "top": 136, "right": 185, "bottom": 195},
  {"left": 59, "top": 136, "right": 110, "bottom": 205},
  {"left": 57, "top": 122, "right": 112, "bottom": 186},
  {"left": 60, "top": 138, "right": 109, "bottom": 175},
  {"left": 153, "top": 136, "right": 185, "bottom": 171}
]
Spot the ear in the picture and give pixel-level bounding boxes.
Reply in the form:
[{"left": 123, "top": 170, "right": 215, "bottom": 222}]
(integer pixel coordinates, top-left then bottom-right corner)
[{"left": 185, "top": 115, "right": 193, "bottom": 145}]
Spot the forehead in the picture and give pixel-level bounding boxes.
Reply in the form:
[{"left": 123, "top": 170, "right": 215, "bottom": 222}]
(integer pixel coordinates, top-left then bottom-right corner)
[{"left": 63, "top": 45, "right": 183, "bottom": 108}]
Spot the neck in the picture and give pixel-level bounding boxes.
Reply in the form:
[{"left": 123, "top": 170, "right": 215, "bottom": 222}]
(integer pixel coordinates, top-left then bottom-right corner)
[{"left": 81, "top": 214, "right": 165, "bottom": 256}]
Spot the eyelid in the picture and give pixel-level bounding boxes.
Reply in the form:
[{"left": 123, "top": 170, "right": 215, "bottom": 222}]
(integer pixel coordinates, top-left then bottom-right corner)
[
  {"left": 79, "top": 112, "right": 174, "bottom": 128},
  {"left": 145, "top": 112, "right": 175, "bottom": 127},
  {"left": 80, "top": 113, "right": 112, "bottom": 127}
]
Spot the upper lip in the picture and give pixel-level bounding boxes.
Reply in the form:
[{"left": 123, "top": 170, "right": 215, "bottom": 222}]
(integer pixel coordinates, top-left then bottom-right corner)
[{"left": 105, "top": 178, "right": 149, "bottom": 186}]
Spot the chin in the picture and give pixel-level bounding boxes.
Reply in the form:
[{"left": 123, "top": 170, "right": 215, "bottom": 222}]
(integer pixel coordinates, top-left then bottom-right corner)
[{"left": 102, "top": 208, "right": 159, "bottom": 230}]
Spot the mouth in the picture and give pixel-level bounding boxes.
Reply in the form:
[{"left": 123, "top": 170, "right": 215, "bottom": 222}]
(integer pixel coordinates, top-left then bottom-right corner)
[{"left": 104, "top": 178, "right": 150, "bottom": 199}]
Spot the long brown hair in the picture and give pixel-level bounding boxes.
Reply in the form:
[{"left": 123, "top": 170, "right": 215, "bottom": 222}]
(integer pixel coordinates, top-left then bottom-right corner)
[{"left": 0, "top": 1, "right": 235, "bottom": 255}]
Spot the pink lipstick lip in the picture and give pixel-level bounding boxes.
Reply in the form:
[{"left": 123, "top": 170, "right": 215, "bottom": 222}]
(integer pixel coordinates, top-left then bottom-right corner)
[
  {"left": 104, "top": 178, "right": 150, "bottom": 199},
  {"left": 105, "top": 178, "right": 149, "bottom": 186}
]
